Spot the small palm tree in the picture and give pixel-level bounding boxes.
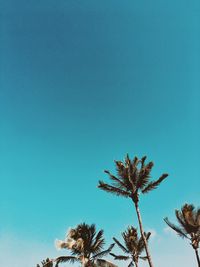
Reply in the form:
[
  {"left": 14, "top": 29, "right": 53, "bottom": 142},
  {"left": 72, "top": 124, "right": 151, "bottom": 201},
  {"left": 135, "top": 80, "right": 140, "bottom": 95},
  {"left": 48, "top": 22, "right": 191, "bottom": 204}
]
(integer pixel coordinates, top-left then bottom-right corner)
[
  {"left": 98, "top": 154, "right": 168, "bottom": 267},
  {"left": 54, "top": 223, "right": 116, "bottom": 267},
  {"left": 164, "top": 203, "right": 200, "bottom": 267},
  {"left": 36, "top": 258, "right": 53, "bottom": 267},
  {"left": 110, "top": 226, "right": 151, "bottom": 267}
]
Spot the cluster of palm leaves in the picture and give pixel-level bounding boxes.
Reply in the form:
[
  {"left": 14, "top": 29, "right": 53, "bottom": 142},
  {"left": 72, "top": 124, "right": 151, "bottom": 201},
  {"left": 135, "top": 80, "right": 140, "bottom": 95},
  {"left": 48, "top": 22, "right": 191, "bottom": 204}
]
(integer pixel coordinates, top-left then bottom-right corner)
[
  {"left": 36, "top": 154, "right": 200, "bottom": 267},
  {"left": 54, "top": 223, "right": 115, "bottom": 267},
  {"left": 110, "top": 226, "right": 150, "bottom": 267}
]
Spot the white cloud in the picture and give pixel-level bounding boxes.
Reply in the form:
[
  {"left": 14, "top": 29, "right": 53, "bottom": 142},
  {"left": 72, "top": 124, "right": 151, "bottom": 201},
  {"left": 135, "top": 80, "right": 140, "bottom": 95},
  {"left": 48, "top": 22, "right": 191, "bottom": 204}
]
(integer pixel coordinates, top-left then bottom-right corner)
[
  {"left": 0, "top": 231, "right": 62, "bottom": 267},
  {"left": 163, "top": 226, "right": 178, "bottom": 236}
]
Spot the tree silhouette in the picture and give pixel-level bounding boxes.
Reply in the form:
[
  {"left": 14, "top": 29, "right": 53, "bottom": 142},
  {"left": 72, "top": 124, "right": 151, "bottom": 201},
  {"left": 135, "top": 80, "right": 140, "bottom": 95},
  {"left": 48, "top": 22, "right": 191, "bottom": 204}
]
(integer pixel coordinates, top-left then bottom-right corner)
[
  {"left": 110, "top": 226, "right": 150, "bottom": 267},
  {"left": 164, "top": 203, "right": 200, "bottom": 267},
  {"left": 98, "top": 154, "right": 168, "bottom": 267},
  {"left": 54, "top": 223, "right": 116, "bottom": 267}
]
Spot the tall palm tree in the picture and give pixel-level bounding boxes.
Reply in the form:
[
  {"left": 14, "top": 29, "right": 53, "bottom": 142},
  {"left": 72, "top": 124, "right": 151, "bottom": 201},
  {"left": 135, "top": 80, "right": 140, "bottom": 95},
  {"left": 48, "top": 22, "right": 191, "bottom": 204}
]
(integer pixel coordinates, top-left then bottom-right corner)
[
  {"left": 36, "top": 258, "right": 53, "bottom": 267},
  {"left": 110, "top": 226, "right": 151, "bottom": 267},
  {"left": 98, "top": 154, "right": 168, "bottom": 267},
  {"left": 54, "top": 223, "right": 116, "bottom": 267},
  {"left": 164, "top": 203, "right": 200, "bottom": 267}
]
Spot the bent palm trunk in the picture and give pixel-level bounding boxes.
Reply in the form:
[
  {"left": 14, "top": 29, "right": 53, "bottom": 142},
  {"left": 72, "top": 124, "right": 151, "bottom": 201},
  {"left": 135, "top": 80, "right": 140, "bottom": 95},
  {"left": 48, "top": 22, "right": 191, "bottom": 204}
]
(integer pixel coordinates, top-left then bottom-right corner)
[
  {"left": 134, "top": 202, "right": 154, "bottom": 267},
  {"left": 194, "top": 249, "right": 200, "bottom": 267}
]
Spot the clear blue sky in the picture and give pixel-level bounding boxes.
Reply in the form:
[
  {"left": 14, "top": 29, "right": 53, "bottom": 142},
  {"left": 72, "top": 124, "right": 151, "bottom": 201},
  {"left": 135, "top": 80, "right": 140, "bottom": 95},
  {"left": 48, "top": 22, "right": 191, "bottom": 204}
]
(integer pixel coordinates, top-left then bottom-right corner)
[{"left": 0, "top": 1, "right": 200, "bottom": 266}]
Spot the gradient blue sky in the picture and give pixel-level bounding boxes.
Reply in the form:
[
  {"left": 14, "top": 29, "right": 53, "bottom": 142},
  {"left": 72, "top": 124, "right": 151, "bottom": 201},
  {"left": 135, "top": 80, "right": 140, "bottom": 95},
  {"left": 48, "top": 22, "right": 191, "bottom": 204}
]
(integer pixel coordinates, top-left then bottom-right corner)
[{"left": 0, "top": 1, "right": 200, "bottom": 266}]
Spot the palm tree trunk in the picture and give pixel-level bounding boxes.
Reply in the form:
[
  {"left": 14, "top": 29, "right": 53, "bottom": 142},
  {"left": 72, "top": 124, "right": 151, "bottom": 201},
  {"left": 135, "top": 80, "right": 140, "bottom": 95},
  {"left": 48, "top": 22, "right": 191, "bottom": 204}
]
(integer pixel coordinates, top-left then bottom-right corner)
[
  {"left": 134, "top": 201, "right": 154, "bottom": 267},
  {"left": 134, "top": 261, "right": 139, "bottom": 267},
  {"left": 195, "top": 249, "right": 200, "bottom": 267}
]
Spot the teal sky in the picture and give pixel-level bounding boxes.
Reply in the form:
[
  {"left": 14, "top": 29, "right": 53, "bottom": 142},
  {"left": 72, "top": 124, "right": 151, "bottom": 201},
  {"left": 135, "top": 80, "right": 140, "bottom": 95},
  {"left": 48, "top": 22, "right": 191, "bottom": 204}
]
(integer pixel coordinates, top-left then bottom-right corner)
[{"left": 0, "top": 1, "right": 200, "bottom": 266}]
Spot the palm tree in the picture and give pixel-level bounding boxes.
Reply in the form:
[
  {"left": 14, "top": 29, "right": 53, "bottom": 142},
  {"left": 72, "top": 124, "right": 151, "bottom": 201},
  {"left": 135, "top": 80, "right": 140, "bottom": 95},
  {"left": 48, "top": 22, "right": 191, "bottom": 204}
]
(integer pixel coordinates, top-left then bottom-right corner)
[
  {"left": 164, "top": 203, "right": 200, "bottom": 267},
  {"left": 98, "top": 154, "right": 168, "bottom": 267},
  {"left": 54, "top": 223, "right": 116, "bottom": 267},
  {"left": 36, "top": 258, "right": 53, "bottom": 267},
  {"left": 110, "top": 226, "right": 151, "bottom": 267}
]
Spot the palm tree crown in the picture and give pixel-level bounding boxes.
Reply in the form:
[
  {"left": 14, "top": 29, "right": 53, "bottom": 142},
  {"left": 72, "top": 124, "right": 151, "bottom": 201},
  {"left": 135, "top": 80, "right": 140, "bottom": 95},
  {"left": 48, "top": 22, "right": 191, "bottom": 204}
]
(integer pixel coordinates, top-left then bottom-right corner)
[
  {"left": 164, "top": 203, "right": 200, "bottom": 249},
  {"left": 110, "top": 227, "right": 151, "bottom": 267},
  {"left": 55, "top": 223, "right": 115, "bottom": 267},
  {"left": 98, "top": 154, "right": 168, "bottom": 204},
  {"left": 164, "top": 203, "right": 200, "bottom": 267}
]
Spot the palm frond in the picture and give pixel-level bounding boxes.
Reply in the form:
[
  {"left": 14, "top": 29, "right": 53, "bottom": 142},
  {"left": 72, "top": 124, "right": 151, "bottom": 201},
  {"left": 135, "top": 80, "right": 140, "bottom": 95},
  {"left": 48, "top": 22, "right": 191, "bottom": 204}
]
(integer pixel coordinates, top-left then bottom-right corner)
[
  {"left": 92, "top": 243, "right": 115, "bottom": 259},
  {"left": 175, "top": 210, "right": 189, "bottom": 230},
  {"left": 115, "top": 161, "right": 132, "bottom": 189},
  {"left": 55, "top": 256, "right": 78, "bottom": 267},
  {"left": 110, "top": 253, "right": 129, "bottom": 261},
  {"left": 164, "top": 217, "right": 189, "bottom": 239},
  {"left": 113, "top": 237, "right": 129, "bottom": 253},
  {"left": 122, "top": 227, "right": 139, "bottom": 253},
  {"left": 136, "top": 161, "right": 154, "bottom": 189},
  {"left": 85, "top": 224, "right": 97, "bottom": 253},
  {"left": 144, "top": 232, "right": 151, "bottom": 241},
  {"left": 89, "top": 224, "right": 97, "bottom": 241},
  {"left": 92, "top": 239, "right": 105, "bottom": 255},
  {"left": 38, "top": 258, "right": 53, "bottom": 267},
  {"left": 127, "top": 261, "right": 135, "bottom": 267},
  {"left": 126, "top": 155, "right": 137, "bottom": 188},
  {"left": 71, "top": 246, "right": 82, "bottom": 256},
  {"left": 176, "top": 205, "right": 199, "bottom": 234},
  {"left": 140, "top": 156, "right": 147, "bottom": 167},
  {"left": 196, "top": 208, "right": 200, "bottom": 225},
  {"left": 182, "top": 204, "right": 197, "bottom": 228},
  {"left": 91, "top": 230, "right": 105, "bottom": 254},
  {"left": 142, "top": 173, "right": 168, "bottom": 194},
  {"left": 137, "top": 232, "right": 150, "bottom": 254},
  {"left": 104, "top": 170, "right": 127, "bottom": 189},
  {"left": 98, "top": 181, "right": 130, "bottom": 198}
]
